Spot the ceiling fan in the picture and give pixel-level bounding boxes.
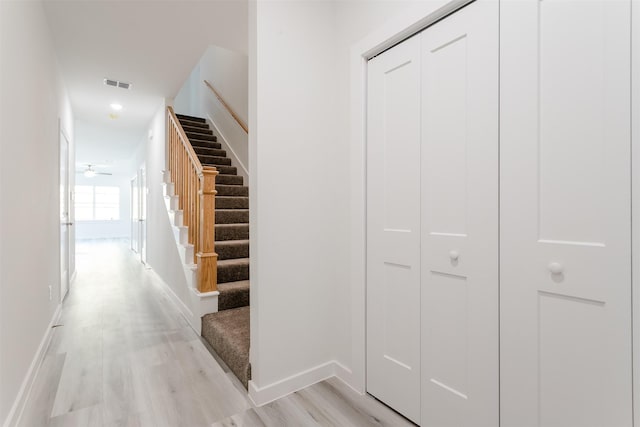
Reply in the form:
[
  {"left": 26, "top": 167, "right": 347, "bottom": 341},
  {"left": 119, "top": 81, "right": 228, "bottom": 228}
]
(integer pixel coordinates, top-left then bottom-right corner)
[{"left": 79, "top": 164, "right": 112, "bottom": 178}]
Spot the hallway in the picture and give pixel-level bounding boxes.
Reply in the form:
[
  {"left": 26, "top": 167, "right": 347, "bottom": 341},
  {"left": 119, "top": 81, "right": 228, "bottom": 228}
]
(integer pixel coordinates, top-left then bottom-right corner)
[{"left": 17, "top": 240, "right": 413, "bottom": 426}]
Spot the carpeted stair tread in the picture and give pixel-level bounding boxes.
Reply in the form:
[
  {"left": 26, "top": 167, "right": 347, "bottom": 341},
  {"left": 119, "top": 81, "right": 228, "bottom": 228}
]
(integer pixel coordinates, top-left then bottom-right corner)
[
  {"left": 201, "top": 306, "right": 250, "bottom": 388},
  {"left": 178, "top": 119, "right": 208, "bottom": 129},
  {"left": 190, "top": 139, "right": 222, "bottom": 150},
  {"left": 201, "top": 164, "right": 235, "bottom": 174},
  {"left": 193, "top": 147, "right": 227, "bottom": 157},
  {"left": 186, "top": 132, "right": 217, "bottom": 142},
  {"left": 176, "top": 113, "right": 206, "bottom": 123},
  {"left": 204, "top": 164, "right": 237, "bottom": 175},
  {"left": 216, "top": 185, "right": 248, "bottom": 197},
  {"left": 217, "top": 258, "right": 250, "bottom": 283},
  {"left": 217, "top": 280, "right": 250, "bottom": 311},
  {"left": 217, "top": 174, "right": 243, "bottom": 186},
  {"left": 197, "top": 155, "right": 232, "bottom": 166},
  {"left": 216, "top": 209, "right": 249, "bottom": 224},
  {"left": 216, "top": 224, "right": 249, "bottom": 241},
  {"left": 182, "top": 125, "right": 213, "bottom": 135},
  {"left": 216, "top": 239, "right": 250, "bottom": 260},
  {"left": 174, "top": 114, "right": 252, "bottom": 389},
  {"left": 216, "top": 196, "right": 249, "bottom": 210}
]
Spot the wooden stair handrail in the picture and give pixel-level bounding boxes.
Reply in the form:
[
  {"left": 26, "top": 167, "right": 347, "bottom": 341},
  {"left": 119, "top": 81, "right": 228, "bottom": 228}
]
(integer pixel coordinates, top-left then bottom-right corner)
[
  {"left": 167, "top": 106, "right": 203, "bottom": 172},
  {"left": 167, "top": 106, "right": 218, "bottom": 293},
  {"left": 204, "top": 80, "right": 248, "bottom": 134}
]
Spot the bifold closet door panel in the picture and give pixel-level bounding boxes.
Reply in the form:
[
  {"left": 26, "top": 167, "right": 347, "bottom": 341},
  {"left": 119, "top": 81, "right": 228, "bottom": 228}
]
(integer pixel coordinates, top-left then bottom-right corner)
[
  {"left": 500, "top": 1, "right": 632, "bottom": 427},
  {"left": 366, "top": 34, "right": 421, "bottom": 425},
  {"left": 420, "top": 1, "right": 499, "bottom": 426}
]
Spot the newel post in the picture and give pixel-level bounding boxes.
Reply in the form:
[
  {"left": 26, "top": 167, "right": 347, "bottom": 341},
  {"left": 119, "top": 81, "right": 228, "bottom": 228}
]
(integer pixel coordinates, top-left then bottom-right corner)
[{"left": 196, "top": 167, "right": 218, "bottom": 293}]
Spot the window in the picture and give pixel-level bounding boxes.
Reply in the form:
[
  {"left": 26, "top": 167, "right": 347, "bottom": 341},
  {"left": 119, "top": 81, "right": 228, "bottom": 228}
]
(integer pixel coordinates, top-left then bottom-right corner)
[{"left": 75, "top": 185, "right": 120, "bottom": 221}]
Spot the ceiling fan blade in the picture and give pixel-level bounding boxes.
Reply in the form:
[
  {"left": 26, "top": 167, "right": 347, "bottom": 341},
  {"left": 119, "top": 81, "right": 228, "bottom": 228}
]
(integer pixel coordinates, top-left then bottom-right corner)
[{"left": 96, "top": 172, "right": 113, "bottom": 176}]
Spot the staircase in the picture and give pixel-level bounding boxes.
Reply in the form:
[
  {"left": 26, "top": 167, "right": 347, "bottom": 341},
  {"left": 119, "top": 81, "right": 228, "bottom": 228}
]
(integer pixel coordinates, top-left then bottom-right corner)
[{"left": 175, "top": 113, "right": 251, "bottom": 389}]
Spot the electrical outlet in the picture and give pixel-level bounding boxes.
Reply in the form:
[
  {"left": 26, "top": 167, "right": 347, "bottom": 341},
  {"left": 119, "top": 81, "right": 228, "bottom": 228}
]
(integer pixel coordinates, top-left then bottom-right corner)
[{"left": 48, "top": 285, "right": 52, "bottom": 301}]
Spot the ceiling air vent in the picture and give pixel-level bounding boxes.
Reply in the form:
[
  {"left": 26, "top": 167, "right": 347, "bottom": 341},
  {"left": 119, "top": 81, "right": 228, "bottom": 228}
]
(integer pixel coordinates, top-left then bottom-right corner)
[{"left": 103, "top": 78, "right": 132, "bottom": 90}]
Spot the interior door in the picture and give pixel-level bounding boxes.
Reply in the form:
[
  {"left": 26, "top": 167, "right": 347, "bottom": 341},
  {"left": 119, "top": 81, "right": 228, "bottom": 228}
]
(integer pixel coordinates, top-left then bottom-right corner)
[
  {"left": 420, "top": 1, "right": 499, "bottom": 426},
  {"left": 131, "top": 176, "right": 139, "bottom": 253},
  {"left": 59, "top": 128, "right": 71, "bottom": 301},
  {"left": 366, "top": 34, "right": 421, "bottom": 424},
  {"left": 139, "top": 166, "right": 147, "bottom": 265},
  {"left": 500, "top": 1, "right": 633, "bottom": 426}
]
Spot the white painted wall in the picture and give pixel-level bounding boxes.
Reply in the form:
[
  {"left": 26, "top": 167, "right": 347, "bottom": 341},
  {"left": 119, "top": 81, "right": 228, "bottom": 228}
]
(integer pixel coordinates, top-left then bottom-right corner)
[
  {"left": 74, "top": 174, "right": 132, "bottom": 240},
  {"left": 0, "top": 1, "right": 74, "bottom": 424},
  {"left": 173, "top": 64, "right": 200, "bottom": 118},
  {"left": 175, "top": 45, "right": 248, "bottom": 125},
  {"left": 199, "top": 45, "right": 248, "bottom": 126},
  {"left": 174, "top": 46, "right": 249, "bottom": 180},
  {"left": 248, "top": 0, "right": 451, "bottom": 401},
  {"left": 249, "top": 0, "right": 342, "bottom": 401},
  {"left": 133, "top": 101, "right": 194, "bottom": 310}
]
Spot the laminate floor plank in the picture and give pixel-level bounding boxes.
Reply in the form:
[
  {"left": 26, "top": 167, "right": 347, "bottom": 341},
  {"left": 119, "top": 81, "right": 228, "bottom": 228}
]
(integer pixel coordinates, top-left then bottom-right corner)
[{"left": 19, "top": 239, "right": 414, "bottom": 427}]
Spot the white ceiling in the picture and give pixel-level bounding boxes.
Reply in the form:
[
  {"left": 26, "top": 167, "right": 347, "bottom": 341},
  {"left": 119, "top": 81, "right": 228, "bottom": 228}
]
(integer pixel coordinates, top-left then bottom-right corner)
[
  {"left": 43, "top": 0, "right": 248, "bottom": 168},
  {"left": 75, "top": 119, "right": 142, "bottom": 175}
]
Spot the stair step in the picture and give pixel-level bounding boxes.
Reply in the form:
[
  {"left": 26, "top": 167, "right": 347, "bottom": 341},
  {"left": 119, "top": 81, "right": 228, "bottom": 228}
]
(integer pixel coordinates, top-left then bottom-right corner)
[
  {"left": 217, "top": 280, "right": 250, "bottom": 310},
  {"left": 216, "top": 185, "right": 248, "bottom": 197},
  {"left": 216, "top": 209, "right": 249, "bottom": 224},
  {"left": 216, "top": 239, "right": 249, "bottom": 260},
  {"left": 201, "top": 306, "right": 250, "bottom": 388},
  {"left": 217, "top": 258, "right": 250, "bottom": 283},
  {"left": 178, "top": 119, "right": 209, "bottom": 129},
  {"left": 190, "top": 139, "right": 222, "bottom": 150},
  {"left": 197, "top": 155, "right": 231, "bottom": 167},
  {"left": 206, "top": 165, "right": 236, "bottom": 175},
  {"left": 186, "top": 132, "right": 217, "bottom": 142},
  {"left": 217, "top": 174, "right": 243, "bottom": 185},
  {"left": 176, "top": 113, "right": 206, "bottom": 123},
  {"left": 193, "top": 147, "right": 227, "bottom": 158},
  {"left": 216, "top": 196, "right": 249, "bottom": 210},
  {"left": 215, "top": 224, "right": 249, "bottom": 241},
  {"left": 183, "top": 125, "right": 213, "bottom": 135}
]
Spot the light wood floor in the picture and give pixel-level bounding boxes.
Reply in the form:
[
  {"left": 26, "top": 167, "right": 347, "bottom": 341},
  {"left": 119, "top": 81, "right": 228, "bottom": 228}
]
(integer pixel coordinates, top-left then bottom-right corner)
[{"left": 18, "top": 239, "right": 414, "bottom": 427}]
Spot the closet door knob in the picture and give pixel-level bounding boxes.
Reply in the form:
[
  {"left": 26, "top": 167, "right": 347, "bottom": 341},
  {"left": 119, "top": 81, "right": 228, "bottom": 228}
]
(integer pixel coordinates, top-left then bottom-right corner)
[
  {"left": 548, "top": 262, "right": 564, "bottom": 275},
  {"left": 449, "top": 250, "right": 459, "bottom": 261}
]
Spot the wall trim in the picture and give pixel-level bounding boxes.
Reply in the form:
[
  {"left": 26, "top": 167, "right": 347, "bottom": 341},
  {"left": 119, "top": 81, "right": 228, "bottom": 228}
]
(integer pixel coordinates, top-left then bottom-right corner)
[
  {"left": 206, "top": 113, "right": 249, "bottom": 183},
  {"left": 4, "top": 304, "right": 62, "bottom": 427},
  {"left": 248, "top": 360, "right": 359, "bottom": 407},
  {"left": 348, "top": 0, "right": 475, "bottom": 394},
  {"left": 146, "top": 267, "right": 194, "bottom": 326}
]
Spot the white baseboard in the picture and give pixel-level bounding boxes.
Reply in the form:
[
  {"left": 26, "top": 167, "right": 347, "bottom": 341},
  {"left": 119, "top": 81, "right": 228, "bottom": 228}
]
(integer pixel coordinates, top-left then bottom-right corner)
[
  {"left": 248, "top": 360, "right": 360, "bottom": 407},
  {"left": 146, "top": 267, "right": 194, "bottom": 325},
  {"left": 4, "top": 304, "right": 62, "bottom": 427},
  {"left": 333, "top": 361, "right": 363, "bottom": 395}
]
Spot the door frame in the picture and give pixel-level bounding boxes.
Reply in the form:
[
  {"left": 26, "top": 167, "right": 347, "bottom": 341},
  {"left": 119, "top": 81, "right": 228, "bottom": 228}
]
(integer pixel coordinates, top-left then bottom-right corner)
[
  {"left": 348, "top": 0, "right": 476, "bottom": 393},
  {"left": 58, "top": 122, "right": 71, "bottom": 302},
  {"left": 131, "top": 175, "right": 139, "bottom": 253},
  {"left": 138, "top": 164, "right": 148, "bottom": 266}
]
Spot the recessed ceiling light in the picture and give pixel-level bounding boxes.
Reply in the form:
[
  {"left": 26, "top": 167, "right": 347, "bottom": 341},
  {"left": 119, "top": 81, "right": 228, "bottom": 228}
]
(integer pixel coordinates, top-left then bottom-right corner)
[{"left": 110, "top": 103, "right": 123, "bottom": 111}]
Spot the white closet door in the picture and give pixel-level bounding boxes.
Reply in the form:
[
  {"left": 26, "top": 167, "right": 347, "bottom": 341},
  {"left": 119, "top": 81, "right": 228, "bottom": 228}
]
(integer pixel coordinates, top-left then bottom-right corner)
[
  {"left": 500, "top": 1, "right": 632, "bottom": 426},
  {"left": 366, "top": 34, "right": 421, "bottom": 424},
  {"left": 420, "top": 1, "right": 499, "bottom": 426}
]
